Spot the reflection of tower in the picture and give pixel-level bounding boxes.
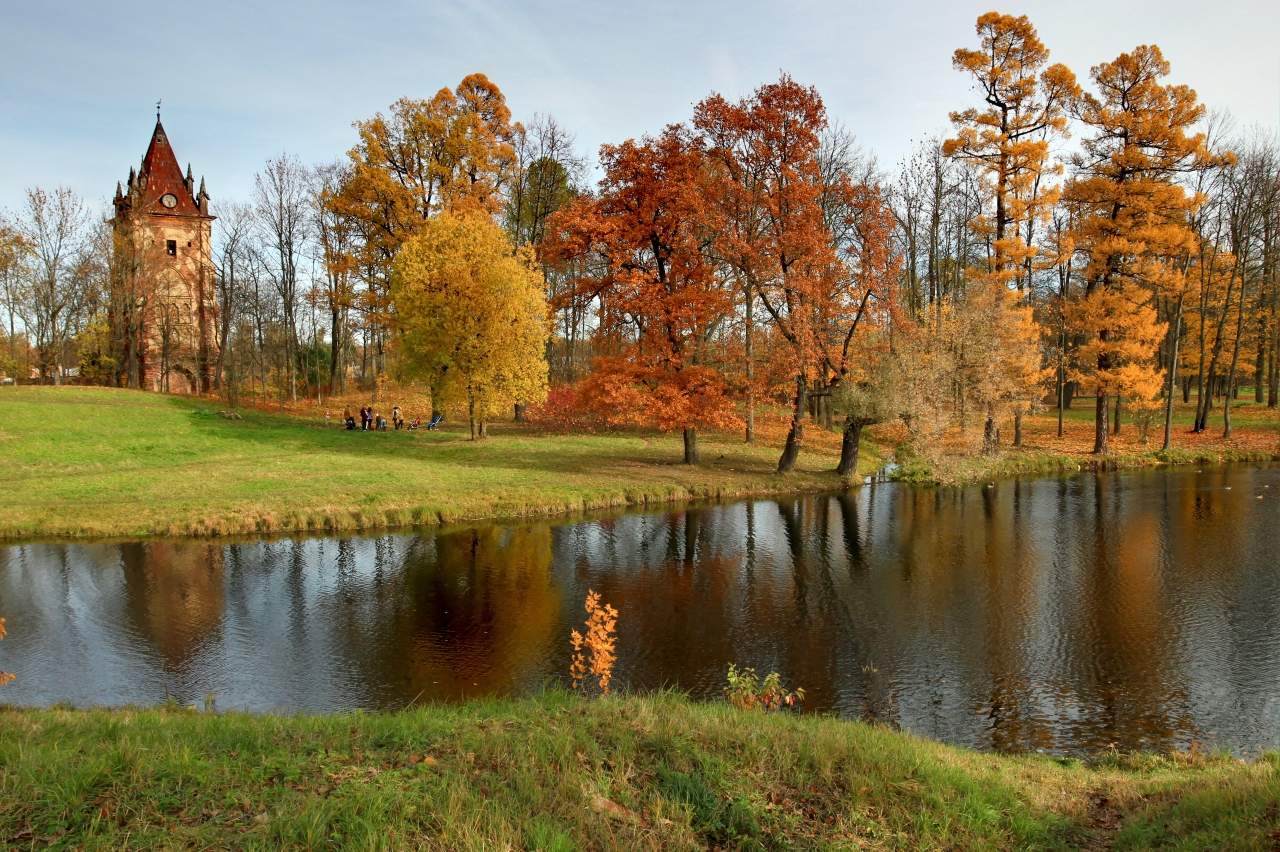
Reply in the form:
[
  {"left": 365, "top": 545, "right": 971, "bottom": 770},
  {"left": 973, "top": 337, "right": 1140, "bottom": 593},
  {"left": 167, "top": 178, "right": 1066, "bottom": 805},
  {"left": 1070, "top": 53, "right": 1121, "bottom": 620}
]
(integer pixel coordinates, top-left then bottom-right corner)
[{"left": 120, "top": 542, "right": 225, "bottom": 671}]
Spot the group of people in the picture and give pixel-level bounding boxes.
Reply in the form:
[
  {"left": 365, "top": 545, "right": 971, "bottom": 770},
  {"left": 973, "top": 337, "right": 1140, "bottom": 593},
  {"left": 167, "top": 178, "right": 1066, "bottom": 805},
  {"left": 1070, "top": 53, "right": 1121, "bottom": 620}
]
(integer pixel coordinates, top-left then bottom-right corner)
[{"left": 342, "top": 404, "right": 441, "bottom": 432}]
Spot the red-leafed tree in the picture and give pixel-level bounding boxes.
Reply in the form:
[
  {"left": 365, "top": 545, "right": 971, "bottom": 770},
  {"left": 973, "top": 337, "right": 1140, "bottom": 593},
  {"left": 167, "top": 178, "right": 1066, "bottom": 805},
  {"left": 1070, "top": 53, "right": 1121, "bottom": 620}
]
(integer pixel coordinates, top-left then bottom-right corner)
[
  {"left": 816, "top": 181, "right": 902, "bottom": 474},
  {"left": 544, "top": 125, "right": 737, "bottom": 463},
  {"left": 695, "top": 75, "right": 837, "bottom": 473}
]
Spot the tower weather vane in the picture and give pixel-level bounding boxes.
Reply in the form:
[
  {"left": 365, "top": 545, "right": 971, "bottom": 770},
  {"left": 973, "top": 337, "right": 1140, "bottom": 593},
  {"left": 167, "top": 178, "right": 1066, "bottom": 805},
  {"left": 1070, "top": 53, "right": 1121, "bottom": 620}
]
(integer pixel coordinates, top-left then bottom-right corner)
[{"left": 156, "top": 99, "right": 161, "bottom": 120}]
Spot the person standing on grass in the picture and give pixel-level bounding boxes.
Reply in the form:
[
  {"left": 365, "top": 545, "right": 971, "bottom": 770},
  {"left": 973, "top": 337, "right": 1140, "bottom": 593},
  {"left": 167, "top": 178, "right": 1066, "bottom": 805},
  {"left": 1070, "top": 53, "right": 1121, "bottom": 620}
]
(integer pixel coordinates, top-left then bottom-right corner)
[{"left": 392, "top": 405, "right": 403, "bottom": 430}]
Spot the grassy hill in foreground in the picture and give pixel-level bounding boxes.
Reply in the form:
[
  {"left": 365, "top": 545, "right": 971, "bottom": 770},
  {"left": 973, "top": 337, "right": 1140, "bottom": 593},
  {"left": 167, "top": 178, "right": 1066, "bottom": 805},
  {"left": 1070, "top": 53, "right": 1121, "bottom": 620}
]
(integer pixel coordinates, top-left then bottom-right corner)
[
  {"left": 1, "top": 693, "right": 1276, "bottom": 850},
  {"left": 0, "top": 386, "right": 860, "bottom": 540}
]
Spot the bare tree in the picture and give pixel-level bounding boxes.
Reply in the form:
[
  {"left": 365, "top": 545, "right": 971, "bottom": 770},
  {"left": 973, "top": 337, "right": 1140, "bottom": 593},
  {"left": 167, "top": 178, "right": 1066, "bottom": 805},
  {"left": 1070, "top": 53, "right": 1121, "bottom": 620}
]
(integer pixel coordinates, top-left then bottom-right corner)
[
  {"left": 17, "top": 187, "right": 90, "bottom": 383},
  {"left": 213, "top": 201, "right": 255, "bottom": 395},
  {"left": 311, "top": 162, "right": 357, "bottom": 393},
  {"left": 254, "top": 154, "right": 310, "bottom": 402}
]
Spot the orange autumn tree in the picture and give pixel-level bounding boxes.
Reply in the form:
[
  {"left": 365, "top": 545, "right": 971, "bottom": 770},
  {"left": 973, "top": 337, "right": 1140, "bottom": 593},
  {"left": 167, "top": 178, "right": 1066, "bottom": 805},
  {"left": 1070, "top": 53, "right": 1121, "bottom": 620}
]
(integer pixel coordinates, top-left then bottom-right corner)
[
  {"left": 545, "top": 125, "right": 737, "bottom": 464},
  {"left": 817, "top": 182, "right": 901, "bottom": 475},
  {"left": 695, "top": 76, "right": 835, "bottom": 473},
  {"left": 330, "top": 73, "right": 521, "bottom": 385},
  {"left": 944, "top": 11, "right": 1078, "bottom": 449},
  {"left": 1064, "top": 45, "right": 1224, "bottom": 453},
  {"left": 569, "top": 590, "right": 618, "bottom": 696}
]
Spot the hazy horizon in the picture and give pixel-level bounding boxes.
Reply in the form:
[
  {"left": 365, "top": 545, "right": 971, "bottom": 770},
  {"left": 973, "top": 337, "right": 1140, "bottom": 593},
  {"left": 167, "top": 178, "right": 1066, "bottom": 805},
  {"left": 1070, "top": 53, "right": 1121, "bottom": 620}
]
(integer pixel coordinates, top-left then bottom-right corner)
[{"left": 3, "top": 0, "right": 1278, "bottom": 216}]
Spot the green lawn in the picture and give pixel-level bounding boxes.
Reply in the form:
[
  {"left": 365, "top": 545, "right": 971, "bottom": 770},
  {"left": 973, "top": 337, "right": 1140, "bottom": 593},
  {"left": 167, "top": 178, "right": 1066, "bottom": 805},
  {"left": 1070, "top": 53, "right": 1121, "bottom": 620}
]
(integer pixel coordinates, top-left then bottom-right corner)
[
  {"left": 0, "top": 387, "right": 867, "bottom": 540},
  {"left": 1, "top": 693, "right": 1275, "bottom": 850}
]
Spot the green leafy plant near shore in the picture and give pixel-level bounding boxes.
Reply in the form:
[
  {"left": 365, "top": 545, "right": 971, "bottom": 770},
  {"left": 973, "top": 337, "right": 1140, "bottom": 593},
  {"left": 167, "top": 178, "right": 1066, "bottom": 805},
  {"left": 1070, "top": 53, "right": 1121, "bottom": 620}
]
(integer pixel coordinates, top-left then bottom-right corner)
[{"left": 724, "top": 664, "right": 804, "bottom": 710}]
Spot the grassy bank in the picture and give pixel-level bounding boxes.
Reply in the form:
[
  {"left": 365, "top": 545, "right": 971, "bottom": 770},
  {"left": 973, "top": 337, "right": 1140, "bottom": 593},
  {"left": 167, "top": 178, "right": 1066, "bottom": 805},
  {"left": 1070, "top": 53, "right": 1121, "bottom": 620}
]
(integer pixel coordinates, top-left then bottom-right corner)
[
  {"left": 0, "top": 386, "right": 869, "bottom": 540},
  {"left": 890, "top": 398, "right": 1280, "bottom": 485},
  {"left": 1, "top": 693, "right": 1276, "bottom": 850}
]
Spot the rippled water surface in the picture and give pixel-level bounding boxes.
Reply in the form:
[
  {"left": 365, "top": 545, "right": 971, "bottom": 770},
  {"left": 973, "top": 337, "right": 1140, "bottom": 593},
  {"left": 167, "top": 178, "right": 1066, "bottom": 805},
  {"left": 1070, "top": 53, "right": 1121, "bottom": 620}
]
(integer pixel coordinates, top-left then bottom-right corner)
[{"left": 3, "top": 464, "right": 1280, "bottom": 755}]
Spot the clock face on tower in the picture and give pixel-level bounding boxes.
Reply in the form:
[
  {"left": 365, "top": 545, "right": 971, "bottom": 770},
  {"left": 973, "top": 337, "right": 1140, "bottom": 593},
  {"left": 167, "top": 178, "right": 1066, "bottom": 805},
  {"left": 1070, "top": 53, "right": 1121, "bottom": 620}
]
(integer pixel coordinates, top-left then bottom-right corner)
[{"left": 160, "top": 193, "right": 178, "bottom": 209}]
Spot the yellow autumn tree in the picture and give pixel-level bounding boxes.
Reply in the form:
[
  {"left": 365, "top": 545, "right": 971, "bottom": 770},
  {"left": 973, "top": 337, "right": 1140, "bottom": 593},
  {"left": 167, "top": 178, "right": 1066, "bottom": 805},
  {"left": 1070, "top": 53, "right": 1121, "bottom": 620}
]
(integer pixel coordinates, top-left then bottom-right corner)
[
  {"left": 945, "top": 11, "right": 1078, "bottom": 276},
  {"left": 1064, "top": 44, "right": 1225, "bottom": 453},
  {"left": 944, "top": 11, "right": 1078, "bottom": 446},
  {"left": 952, "top": 285, "right": 1052, "bottom": 452},
  {"left": 1063, "top": 285, "right": 1167, "bottom": 433},
  {"left": 392, "top": 209, "right": 550, "bottom": 438}
]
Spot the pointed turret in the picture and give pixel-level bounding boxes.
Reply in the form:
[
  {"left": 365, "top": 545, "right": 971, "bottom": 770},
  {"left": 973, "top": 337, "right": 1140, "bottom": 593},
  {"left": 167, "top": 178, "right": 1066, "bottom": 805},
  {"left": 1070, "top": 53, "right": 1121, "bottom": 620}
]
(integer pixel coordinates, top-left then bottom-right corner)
[{"left": 133, "top": 118, "right": 206, "bottom": 217}]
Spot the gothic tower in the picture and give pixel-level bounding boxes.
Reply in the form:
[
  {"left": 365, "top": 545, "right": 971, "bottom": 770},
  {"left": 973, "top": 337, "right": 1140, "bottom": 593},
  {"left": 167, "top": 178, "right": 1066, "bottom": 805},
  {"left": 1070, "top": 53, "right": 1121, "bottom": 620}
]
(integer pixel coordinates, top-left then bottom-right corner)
[{"left": 111, "top": 115, "right": 217, "bottom": 393}]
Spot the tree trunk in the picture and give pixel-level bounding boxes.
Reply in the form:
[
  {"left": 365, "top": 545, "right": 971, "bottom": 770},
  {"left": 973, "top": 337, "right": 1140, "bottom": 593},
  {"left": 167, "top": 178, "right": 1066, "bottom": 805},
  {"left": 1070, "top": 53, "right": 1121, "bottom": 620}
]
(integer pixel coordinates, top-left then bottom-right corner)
[
  {"left": 1266, "top": 288, "right": 1280, "bottom": 407},
  {"left": 1162, "top": 300, "right": 1182, "bottom": 452},
  {"left": 1013, "top": 410, "right": 1023, "bottom": 448},
  {"left": 777, "top": 374, "right": 807, "bottom": 474},
  {"left": 514, "top": 403, "right": 526, "bottom": 423},
  {"left": 1056, "top": 340, "right": 1065, "bottom": 437},
  {"left": 1112, "top": 396, "right": 1122, "bottom": 436},
  {"left": 982, "top": 404, "right": 999, "bottom": 455},
  {"left": 744, "top": 278, "right": 754, "bottom": 444},
  {"left": 836, "top": 417, "right": 870, "bottom": 477},
  {"left": 329, "top": 306, "right": 343, "bottom": 393},
  {"left": 1269, "top": 325, "right": 1279, "bottom": 408},
  {"left": 1222, "top": 271, "right": 1250, "bottom": 438},
  {"left": 1093, "top": 392, "right": 1109, "bottom": 454},
  {"left": 682, "top": 427, "right": 699, "bottom": 465},
  {"left": 1254, "top": 320, "right": 1266, "bottom": 403}
]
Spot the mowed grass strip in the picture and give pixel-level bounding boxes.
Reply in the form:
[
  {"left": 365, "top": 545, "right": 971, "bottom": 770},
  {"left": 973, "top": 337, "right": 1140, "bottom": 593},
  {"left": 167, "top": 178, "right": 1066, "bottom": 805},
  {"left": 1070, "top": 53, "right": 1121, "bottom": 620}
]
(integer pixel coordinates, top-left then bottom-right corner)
[
  {"left": 0, "top": 387, "right": 864, "bottom": 539},
  {"left": 1, "top": 693, "right": 1276, "bottom": 850}
]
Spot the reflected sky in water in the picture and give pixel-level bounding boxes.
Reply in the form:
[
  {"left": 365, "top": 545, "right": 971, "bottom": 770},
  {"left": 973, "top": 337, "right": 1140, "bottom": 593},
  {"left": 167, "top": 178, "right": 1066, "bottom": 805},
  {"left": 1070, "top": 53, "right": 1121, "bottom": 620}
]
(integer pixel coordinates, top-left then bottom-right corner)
[{"left": 3, "top": 464, "right": 1279, "bottom": 755}]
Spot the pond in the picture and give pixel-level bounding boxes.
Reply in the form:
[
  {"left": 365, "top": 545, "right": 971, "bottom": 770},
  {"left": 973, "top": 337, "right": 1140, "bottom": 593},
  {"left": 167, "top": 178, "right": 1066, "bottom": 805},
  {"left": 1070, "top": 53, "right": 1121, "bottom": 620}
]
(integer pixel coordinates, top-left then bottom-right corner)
[{"left": 2, "top": 464, "right": 1279, "bottom": 756}]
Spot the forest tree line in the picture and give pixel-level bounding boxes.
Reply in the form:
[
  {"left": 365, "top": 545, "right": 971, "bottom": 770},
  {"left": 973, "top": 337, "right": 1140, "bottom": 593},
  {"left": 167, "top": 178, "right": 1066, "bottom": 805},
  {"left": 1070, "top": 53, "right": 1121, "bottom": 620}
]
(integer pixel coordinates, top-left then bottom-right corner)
[{"left": 2, "top": 12, "right": 1278, "bottom": 469}]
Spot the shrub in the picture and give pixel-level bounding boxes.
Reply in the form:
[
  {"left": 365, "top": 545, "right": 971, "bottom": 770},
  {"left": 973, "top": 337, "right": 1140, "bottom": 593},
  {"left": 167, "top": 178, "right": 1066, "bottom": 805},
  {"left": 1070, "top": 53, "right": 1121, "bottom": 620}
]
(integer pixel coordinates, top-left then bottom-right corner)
[
  {"left": 724, "top": 664, "right": 803, "bottom": 711},
  {"left": 526, "top": 384, "right": 605, "bottom": 432}
]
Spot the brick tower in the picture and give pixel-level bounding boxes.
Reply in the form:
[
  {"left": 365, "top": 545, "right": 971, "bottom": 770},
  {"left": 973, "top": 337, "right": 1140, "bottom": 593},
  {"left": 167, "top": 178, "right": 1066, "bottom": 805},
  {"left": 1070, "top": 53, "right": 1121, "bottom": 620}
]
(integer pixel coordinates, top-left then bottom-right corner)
[{"left": 111, "top": 114, "right": 217, "bottom": 393}]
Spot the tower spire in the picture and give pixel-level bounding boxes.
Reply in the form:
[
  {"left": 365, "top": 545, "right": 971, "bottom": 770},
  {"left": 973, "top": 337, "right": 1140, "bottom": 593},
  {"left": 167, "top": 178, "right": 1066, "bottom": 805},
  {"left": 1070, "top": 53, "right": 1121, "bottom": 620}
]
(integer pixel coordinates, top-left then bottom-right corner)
[{"left": 156, "top": 98, "right": 161, "bottom": 122}]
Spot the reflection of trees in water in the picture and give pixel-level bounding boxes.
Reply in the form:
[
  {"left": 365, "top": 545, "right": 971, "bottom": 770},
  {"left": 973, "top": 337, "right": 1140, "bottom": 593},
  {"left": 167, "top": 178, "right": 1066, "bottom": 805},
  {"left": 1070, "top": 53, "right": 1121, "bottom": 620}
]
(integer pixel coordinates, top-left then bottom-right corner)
[
  {"left": 1080, "top": 477, "right": 1182, "bottom": 751},
  {"left": 380, "top": 525, "right": 561, "bottom": 700},
  {"left": 6, "top": 466, "right": 1279, "bottom": 753}
]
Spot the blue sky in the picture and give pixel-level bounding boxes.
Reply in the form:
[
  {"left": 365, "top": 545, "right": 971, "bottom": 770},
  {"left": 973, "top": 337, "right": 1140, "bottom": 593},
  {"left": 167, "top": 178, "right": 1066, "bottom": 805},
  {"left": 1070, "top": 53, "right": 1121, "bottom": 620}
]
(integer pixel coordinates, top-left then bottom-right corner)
[{"left": 2, "top": 0, "right": 1278, "bottom": 215}]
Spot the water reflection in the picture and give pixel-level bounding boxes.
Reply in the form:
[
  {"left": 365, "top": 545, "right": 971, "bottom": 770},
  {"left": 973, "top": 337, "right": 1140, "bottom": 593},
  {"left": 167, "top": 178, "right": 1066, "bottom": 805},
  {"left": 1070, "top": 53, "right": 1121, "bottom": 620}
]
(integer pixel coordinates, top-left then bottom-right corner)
[{"left": 2, "top": 464, "right": 1278, "bottom": 756}]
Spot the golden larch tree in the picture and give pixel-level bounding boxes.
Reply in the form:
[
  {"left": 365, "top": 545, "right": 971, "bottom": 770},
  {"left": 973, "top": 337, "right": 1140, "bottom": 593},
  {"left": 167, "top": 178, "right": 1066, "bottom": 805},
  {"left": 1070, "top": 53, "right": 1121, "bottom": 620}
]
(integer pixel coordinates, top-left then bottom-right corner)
[
  {"left": 1064, "top": 44, "right": 1225, "bottom": 453},
  {"left": 944, "top": 11, "right": 1078, "bottom": 447}
]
